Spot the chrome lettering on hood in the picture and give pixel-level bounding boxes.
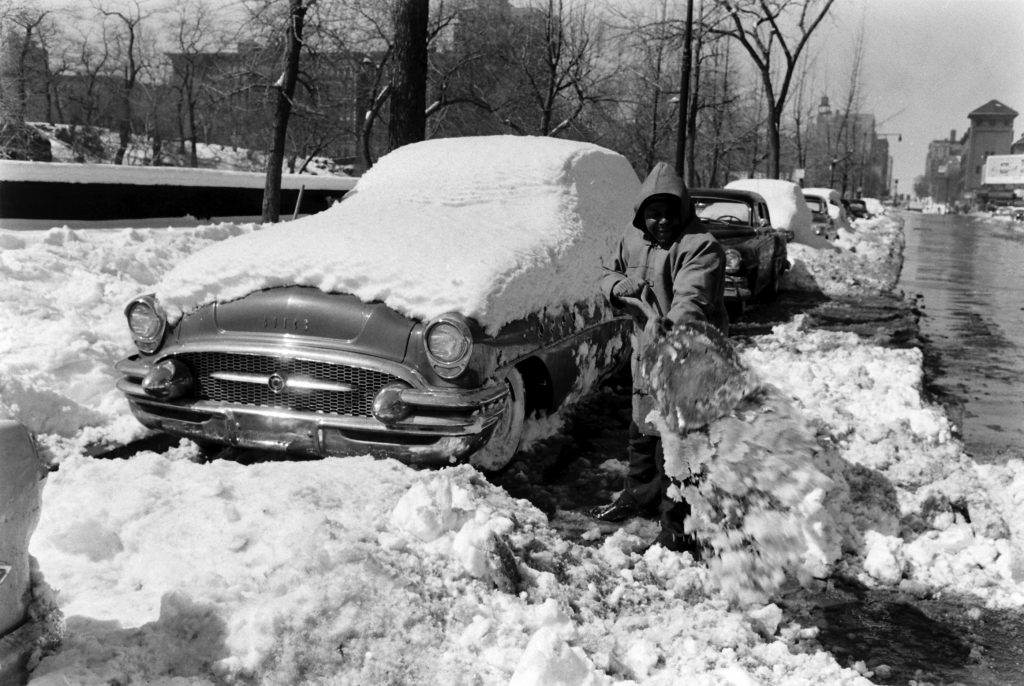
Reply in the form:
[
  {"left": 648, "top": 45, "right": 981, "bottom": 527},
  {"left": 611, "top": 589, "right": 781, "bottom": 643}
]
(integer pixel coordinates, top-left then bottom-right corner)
[{"left": 263, "top": 316, "right": 310, "bottom": 332}]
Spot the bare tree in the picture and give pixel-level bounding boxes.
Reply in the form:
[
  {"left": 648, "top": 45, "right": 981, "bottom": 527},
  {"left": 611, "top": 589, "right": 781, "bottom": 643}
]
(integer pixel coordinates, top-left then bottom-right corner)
[
  {"left": 94, "top": 0, "right": 155, "bottom": 164},
  {"left": 0, "top": 2, "right": 58, "bottom": 158},
  {"left": 518, "top": 0, "right": 607, "bottom": 136},
  {"left": 713, "top": 0, "right": 836, "bottom": 178},
  {"left": 261, "top": 0, "right": 312, "bottom": 222},
  {"left": 437, "top": 0, "right": 609, "bottom": 139},
  {"left": 167, "top": 0, "right": 224, "bottom": 167},
  {"left": 5, "top": 7, "right": 49, "bottom": 122},
  {"left": 603, "top": 0, "right": 680, "bottom": 173}
]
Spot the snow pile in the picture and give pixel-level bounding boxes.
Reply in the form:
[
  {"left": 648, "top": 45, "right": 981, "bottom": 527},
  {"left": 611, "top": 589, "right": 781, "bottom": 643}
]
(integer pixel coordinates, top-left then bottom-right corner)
[
  {"left": 0, "top": 223, "right": 256, "bottom": 442},
  {"left": 782, "top": 215, "right": 904, "bottom": 296},
  {"left": 25, "top": 450, "right": 877, "bottom": 686},
  {"left": 740, "top": 317, "right": 1024, "bottom": 606},
  {"left": 155, "top": 136, "right": 640, "bottom": 334},
  {"left": 5, "top": 172, "right": 1024, "bottom": 683}
]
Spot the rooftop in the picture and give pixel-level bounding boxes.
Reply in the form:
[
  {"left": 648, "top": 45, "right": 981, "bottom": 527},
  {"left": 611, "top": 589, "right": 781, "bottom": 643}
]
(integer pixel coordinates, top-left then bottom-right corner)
[{"left": 969, "top": 99, "right": 1018, "bottom": 118}]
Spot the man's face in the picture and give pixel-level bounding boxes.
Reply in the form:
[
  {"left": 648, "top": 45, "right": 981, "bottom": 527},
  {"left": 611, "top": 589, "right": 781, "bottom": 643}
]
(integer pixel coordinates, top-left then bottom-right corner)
[{"left": 643, "top": 199, "right": 681, "bottom": 247}]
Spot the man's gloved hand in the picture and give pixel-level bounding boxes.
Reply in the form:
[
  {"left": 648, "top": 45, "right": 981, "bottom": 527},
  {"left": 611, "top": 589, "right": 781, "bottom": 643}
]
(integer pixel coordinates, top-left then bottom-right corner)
[{"left": 612, "top": 276, "right": 646, "bottom": 301}]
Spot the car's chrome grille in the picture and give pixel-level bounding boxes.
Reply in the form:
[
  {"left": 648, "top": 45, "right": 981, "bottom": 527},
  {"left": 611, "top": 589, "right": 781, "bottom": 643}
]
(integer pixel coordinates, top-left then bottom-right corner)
[{"left": 177, "top": 352, "right": 403, "bottom": 416}]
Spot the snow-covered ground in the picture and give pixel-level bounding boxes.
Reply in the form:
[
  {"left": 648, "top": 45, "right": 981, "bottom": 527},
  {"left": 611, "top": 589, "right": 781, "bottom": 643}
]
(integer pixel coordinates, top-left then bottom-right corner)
[{"left": 3, "top": 189, "right": 1024, "bottom": 681}]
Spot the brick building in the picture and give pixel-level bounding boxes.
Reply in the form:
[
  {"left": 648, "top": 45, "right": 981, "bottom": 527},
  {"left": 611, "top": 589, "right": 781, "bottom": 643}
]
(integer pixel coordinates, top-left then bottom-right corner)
[{"left": 961, "top": 99, "right": 1017, "bottom": 194}]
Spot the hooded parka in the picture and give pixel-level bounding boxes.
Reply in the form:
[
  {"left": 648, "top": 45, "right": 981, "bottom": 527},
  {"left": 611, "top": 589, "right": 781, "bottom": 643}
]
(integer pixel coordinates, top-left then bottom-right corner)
[{"left": 601, "top": 162, "right": 728, "bottom": 435}]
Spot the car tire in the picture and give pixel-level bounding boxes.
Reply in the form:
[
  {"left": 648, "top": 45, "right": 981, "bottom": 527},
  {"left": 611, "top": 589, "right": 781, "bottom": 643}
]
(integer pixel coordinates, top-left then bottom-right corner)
[
  {"left": 757, "top": 264, "right": 782, "bottom": 302},
  {"left": 726, "top": 301, "right": 744, "bottom": 323},
  {"left": 191, "top": 439, "right": 227, "bottom": 463},
  {"left": 470, "top": 368, "right": 526, "bottom": 472}
]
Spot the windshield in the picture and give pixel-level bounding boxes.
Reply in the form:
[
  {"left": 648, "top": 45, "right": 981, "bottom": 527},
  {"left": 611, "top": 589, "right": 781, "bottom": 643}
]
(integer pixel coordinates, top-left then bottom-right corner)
[
  {"left": 694, "top": 200, "right": 751, "bottom": 224},
  {"left": 804, "top": 196, "right": 826, "bottom": 214}
]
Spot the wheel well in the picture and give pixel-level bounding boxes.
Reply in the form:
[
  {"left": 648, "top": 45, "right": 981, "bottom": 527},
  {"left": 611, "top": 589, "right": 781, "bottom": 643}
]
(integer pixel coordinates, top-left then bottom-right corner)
[{"left": 514, "top": 357, "right": 552, "bottom": 415}]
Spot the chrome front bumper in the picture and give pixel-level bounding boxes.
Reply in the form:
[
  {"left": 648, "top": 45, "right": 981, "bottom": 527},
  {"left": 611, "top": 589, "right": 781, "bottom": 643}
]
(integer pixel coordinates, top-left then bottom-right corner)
[{"left": 116, "top": 355, "right": 509, "bottom": 467}]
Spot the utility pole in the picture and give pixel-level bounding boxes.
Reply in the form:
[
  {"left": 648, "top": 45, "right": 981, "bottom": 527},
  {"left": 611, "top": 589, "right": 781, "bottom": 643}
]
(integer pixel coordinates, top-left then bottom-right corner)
[{"left": 674, "top": 0, "right": 693, "bottom": 177}]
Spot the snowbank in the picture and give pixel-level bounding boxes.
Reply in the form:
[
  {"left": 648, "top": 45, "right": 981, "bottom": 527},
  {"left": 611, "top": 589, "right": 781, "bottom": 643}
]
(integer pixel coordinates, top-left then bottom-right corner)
[
  {"left": 782, "top": 216, "right": 904, "bottom": 296},
  {"left": 4, "top": 182, "right": 1024, "bottom": 685}
]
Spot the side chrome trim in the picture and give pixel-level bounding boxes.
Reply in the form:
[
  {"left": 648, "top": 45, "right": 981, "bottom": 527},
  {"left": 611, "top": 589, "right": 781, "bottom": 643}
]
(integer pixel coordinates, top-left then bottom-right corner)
[{"left": 208, "top": 371, "right": 358, "bottom": 393}]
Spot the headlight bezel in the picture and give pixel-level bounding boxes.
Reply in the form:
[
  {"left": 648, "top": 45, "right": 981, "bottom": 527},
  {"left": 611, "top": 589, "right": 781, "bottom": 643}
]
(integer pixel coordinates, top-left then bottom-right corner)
[
  {"left": 125, "top": 294, "right": 167, "bottom": 354},
  {"left": 724, "top": 248, "right": 743, "bottom": 274},
  {"left": 423, "top": 313, "right": 474, "bottom": 379}
]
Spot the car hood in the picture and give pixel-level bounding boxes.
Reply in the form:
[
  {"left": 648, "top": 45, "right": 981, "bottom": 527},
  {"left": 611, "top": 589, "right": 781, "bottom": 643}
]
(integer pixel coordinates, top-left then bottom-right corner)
[{"left": 178, "top": 286, "right": 416, "bottom": 362}]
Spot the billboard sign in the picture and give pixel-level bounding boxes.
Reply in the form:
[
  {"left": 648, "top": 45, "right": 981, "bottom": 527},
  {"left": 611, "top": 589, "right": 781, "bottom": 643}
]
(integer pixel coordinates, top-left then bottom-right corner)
[{"left": 983, "top": 155, "right": 1024, "bottom": 185}]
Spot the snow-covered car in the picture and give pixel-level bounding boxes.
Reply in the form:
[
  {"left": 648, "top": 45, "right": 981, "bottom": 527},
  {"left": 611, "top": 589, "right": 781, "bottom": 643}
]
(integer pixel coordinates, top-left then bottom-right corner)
[
  {"left": 802, "top": 192, "right": 837, "bottom": 239},
  {"left": 114, "top": 136, "right": 638, "bottom": 470},
  {"left": 861, "top": 197, "right": 885, "bottom": 217},
  {"left": 803, "top": 187, "right": 852, "bottom": 233},
  {"left": 844, "top": 198, "right": 870, "bottom": 219},
  {"left": 690, "top": 187, "right": 790, "bottom": 319}
]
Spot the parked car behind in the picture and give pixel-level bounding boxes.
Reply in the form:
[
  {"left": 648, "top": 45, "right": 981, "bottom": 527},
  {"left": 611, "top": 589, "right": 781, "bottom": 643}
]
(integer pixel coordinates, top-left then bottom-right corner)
[
  {"left": 690, "top": 187, "right": 790, "bottom": 320},
  {"left": 861, "top": 197, "right": 885, "bottom": 217},
  {"left": 801, "top": 192, "right": 837, "bottom": 240},
  {"left": 844, "top": 198, "right": 870, "bottom": 219},
  {"left": 116, "top": 136, "right": 638, "bottom": 471},
  {"left": 802, "top": 187, "right": 852, "bottom": 233}
]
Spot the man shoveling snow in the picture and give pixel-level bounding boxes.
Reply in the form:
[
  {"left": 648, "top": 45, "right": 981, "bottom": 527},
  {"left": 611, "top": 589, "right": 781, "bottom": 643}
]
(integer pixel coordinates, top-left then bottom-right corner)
[{"left": 589, "top": 162, "right": 730, "bottom": 555}]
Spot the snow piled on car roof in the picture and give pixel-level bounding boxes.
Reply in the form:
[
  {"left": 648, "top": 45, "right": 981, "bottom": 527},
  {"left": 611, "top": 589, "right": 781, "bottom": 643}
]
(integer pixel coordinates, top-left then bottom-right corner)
[{"left": 155, "top": 136, "right": 640, "bottom": 334}]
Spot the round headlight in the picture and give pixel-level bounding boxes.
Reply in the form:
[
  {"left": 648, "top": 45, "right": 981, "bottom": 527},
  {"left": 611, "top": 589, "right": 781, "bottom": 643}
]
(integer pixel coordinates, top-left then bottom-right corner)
[
  {"left": 724, "top": 248, "right": 743, "bottom": 274},
  {"left": 125, "top": 295, "right": 167, "bottom": 353},
  {"left": 427, "top": 322, "right": 470, "bottom": 362},
  {"left": 423, "top": 314, "right": 473, "bottom": 378}
]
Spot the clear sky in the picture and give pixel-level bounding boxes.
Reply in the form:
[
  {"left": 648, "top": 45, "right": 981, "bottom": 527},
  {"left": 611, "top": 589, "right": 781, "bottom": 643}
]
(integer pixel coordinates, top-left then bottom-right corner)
[{"left": 815, "top": 0, "right": 1024, "bottom": 193}]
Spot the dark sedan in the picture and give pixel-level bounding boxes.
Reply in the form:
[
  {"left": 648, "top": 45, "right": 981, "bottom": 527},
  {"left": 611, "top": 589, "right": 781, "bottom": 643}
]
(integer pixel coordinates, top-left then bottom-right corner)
[{"left": 690, "top": 188, "right": 791, "bottom": 320}]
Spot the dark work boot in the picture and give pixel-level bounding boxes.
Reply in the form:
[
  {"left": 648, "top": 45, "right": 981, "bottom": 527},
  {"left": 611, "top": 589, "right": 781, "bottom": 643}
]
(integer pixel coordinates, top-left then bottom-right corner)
[
  {"left": 589, "top": 492, "right": 657, "bottom": 522},
  {"left": 646, "top": 529, "right": 703, "bottom": 559}
]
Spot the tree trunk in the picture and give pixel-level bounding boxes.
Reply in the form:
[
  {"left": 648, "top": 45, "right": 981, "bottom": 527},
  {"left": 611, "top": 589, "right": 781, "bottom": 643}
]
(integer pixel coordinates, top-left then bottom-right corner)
[
  {"left": 387, "top": 0, "right": 429, "bottom": 152},
  {"left": 262, "top": 0, "right": 307, "bottom": 223},
  {"left": 674, "top": 0, "right": 692, "bottom": 177}
]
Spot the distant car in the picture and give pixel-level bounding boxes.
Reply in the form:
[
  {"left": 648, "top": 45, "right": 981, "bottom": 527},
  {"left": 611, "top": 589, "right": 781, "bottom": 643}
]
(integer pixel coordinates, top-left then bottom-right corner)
[
  {"left": 115, "top": 136, "right": 636, "bottom": 471},
  {"left": 803, "top": 187, "right": 852, "bottom": 233},
  {"left": 802, "top": 193, "right": 837, "bottom": 239},
  {"left": 844, "top": 198, "right": 870, "bottom": 219},
  {"left": 690, "top": 187, "right": 790, "bottom": 320}
]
